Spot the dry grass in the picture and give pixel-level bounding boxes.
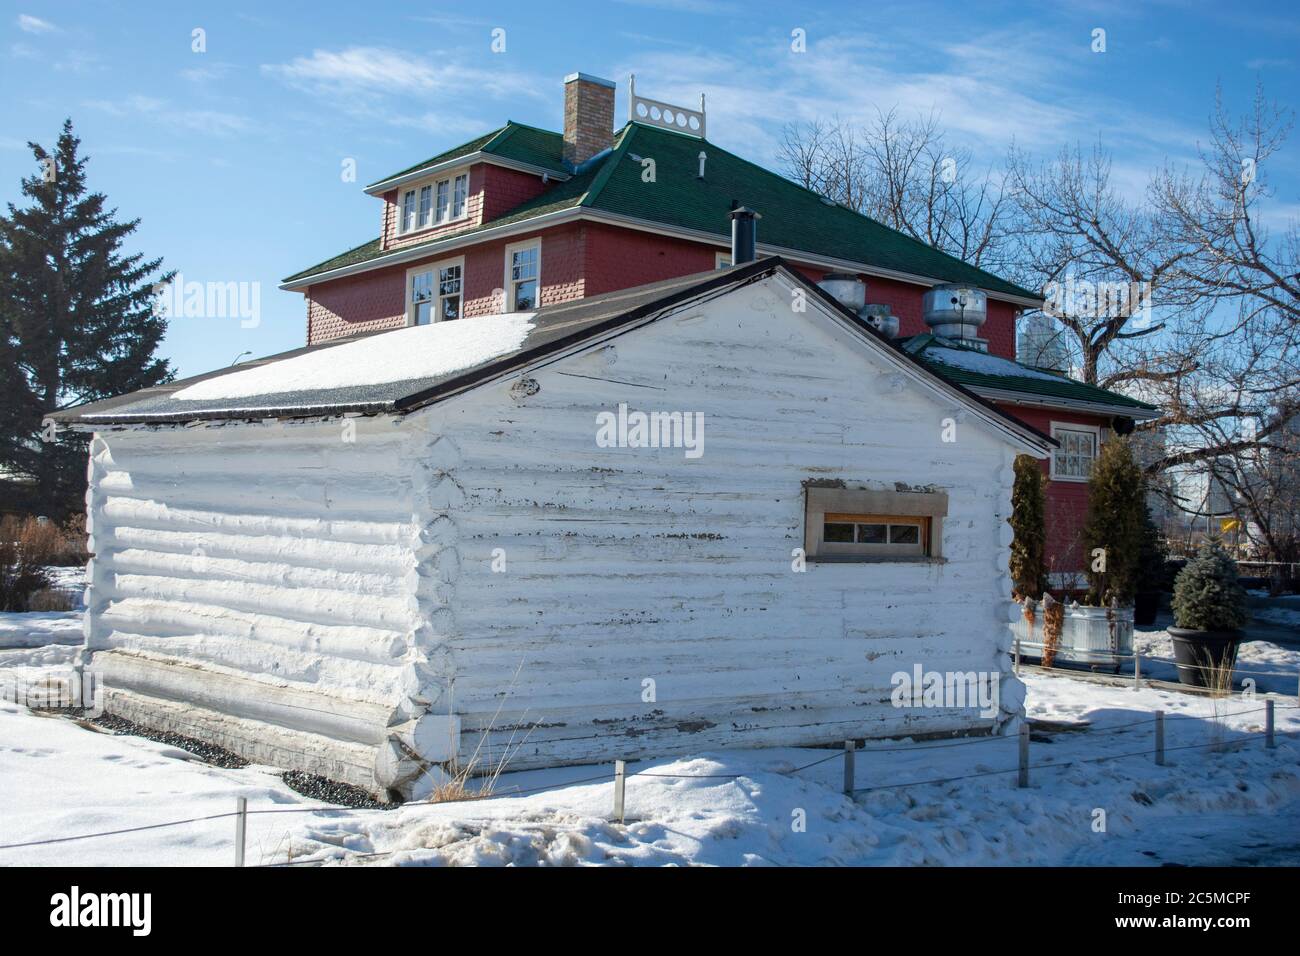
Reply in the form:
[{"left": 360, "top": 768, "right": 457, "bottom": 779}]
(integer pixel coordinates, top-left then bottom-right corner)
[
  {"left": 418, "top": 661, "right": 534, "bottom": 805},
  {"left": 0, "top": 515, "right": 88, "bottom": 611},
  {"left": 1041, "top": 594, "right": 1064, "bottom": 669}
]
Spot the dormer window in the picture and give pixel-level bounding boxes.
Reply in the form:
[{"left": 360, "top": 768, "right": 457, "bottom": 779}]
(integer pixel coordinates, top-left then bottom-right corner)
[{"left": 399, "top": 172, "right": 470, "bottom": 235}]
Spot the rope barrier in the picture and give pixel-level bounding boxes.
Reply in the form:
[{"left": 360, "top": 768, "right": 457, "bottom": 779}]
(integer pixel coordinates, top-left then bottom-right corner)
[
  {"left": 3, "top": 700, "right": 1293, "bottom": 854},
  {"left": 1012, "top": 639, "right": 1300, "bottom": 680}
]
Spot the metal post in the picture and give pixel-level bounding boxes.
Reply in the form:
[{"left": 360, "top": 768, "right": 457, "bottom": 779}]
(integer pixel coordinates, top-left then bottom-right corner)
[
  {"left": 1133, "top": 653, "right": 1141, "bottom": 691},
  {"left": 843, "top": 739, "right": 856, "bottom": 795},
  {"left": 1266, "top": 699, "right": 1275, "bottom": 750},
  {"left": 613, "top": 760, "right": 626, "bottom": 824},
  {"left": 1155, "top": 711, "right": 1165, "bottom": 766},
  {"left": 234, "top": 796, "right": 247, "bottom": 868},
  {"left": 1014, "top": 637, "right": 1021, "bottom": 676},
  {"left": 1018, "top": 722, "right": 1029, "bottom": 788}
]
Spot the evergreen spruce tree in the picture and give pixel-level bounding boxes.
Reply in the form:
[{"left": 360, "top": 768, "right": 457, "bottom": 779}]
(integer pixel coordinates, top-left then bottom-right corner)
[
  {"left": 1171, "top": 539, "right": 1249, "bottom": 632},
  {"left": 1082, "top": 437, "right": 1146, "bottom": 605},
  {"left": 1008, "top": 454, "right": 1049, "bottom": 600},
  {"left": 0, "top": 120, "right": 172, "bottom": 518}
]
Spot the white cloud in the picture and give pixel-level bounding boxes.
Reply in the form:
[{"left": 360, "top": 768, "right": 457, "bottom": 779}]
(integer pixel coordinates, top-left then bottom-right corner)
[
  {"left": 16, "top": 13, "right": 57, "bottom": 34},
  {"left": 264, "top": 46, "right": 547, "bottom": 103},
  {"left": 614, "top": 24, "right": 1203, "bottom": 200},
  {"left": 83, "top": 95, "right": 252, "bottom": 136}
]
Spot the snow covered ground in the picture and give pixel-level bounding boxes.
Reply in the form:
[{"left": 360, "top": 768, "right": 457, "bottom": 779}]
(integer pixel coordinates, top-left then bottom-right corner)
[{"left": 2, "top": 596, "right": 1299, "bottom": 867}]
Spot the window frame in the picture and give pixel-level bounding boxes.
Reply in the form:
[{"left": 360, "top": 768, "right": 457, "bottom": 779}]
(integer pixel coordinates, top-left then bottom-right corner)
[
  {"left": 503, "top": 238, "right": 541, "bottom": 313},
  {"left": 396, "top": 168, "right": 472, "bottom": 237},
  {"left": 804, "top": 486, "right": 948, "bottom": 563},
  {"left": 405, "top": 256, "right": 465, "bottom": 326},
  {"left": 1049, "top": 422, "right": 1101, "bottom": 483},
  {"left": 715, "top": 251, "right": 732, "bottom": 269}
]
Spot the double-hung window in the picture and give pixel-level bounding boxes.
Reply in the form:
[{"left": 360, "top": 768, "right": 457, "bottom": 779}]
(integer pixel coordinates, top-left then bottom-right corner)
[
  {"left": 1050, "top": 424, "right": 1099, "bottom": 481},
  {"left": 438, "top": 262, "right": 462, "bottom": 321},
  {"left": 435, "top": 180, "right": 450, "bottom": 224},
  {"left": 407, "top": 257, "right": 464, "bottom": 325},
  {"left": 401, "top": 190, "right": 417, "bottom": 234},
  {"left": 505, "top": 240, "right": 540, "bottom": 312},
  {"left": 417, "top": 185, "right": 432, "bottom": 230},
  {"left": 452, "top": 174, "right": 468, "bottom": 219}
]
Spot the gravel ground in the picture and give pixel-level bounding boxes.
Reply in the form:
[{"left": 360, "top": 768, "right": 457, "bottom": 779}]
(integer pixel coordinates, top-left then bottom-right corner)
[
  {"left": 86, "top": 713, "right": 389, "bottom": 808},
  {"left": 91, "top": 713, "right": 250, "bottom": 769},
  {"left": 281, "top": 770, "right": 390, "bottom": 809}
]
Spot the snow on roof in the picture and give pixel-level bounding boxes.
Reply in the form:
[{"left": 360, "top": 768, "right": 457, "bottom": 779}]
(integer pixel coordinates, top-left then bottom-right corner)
[
  {"left": 922, "top": 342, "right": 1065, "bottom": 383},
  {"left": 173, "top": 313, "right": 536, "bottom": 402}
]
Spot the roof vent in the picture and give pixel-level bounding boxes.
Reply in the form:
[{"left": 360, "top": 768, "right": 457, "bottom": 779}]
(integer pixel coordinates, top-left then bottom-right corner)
[
  {"left": 818, "top": 273, "right": 866, "bottom": 311},
  {"left": 629, "top": 74, "right": 706, "bottom": 138},
  {"left": 817, "top": 274, "right": 901, "bottom": 338},
  {"left": 922, "top": 284, "right": 987, "bottom": 343},
  {"left": 861, "top": 304, "right": 899, "bottom": 339},
  {"left": 729, "top": 207, "right": 760, "bottom": 265}
]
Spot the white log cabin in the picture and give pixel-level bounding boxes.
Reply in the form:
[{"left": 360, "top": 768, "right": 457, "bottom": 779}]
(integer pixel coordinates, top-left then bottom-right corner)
[{"left": 53, "top": 257, "right": 1053, "bottom": 800}]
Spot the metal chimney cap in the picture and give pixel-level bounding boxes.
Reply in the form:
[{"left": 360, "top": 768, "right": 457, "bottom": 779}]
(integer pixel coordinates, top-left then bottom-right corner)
[{"left": 728, "top": 206, "right": 762, "bottom": 219}]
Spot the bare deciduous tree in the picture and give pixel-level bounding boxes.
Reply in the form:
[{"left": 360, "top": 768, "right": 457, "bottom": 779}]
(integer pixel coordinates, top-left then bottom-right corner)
[
  {"left": 779, "top": 86, "right": 1300, "bottom": 566},
  {"left": 779, "top": 108, "right": 1021, "bottom": 274}
]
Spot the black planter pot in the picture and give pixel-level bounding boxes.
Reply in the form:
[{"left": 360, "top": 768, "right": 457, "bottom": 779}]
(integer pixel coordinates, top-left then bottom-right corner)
[
  {"left": 1133, "top": 591, "right": 1160, "bottom": 626},
  {"left": 1168, "top": 627, "right": 1241, "bottom": 688}
]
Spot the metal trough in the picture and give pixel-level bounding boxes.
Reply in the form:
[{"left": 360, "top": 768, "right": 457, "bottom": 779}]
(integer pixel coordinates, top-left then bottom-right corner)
[{"left": 1010, "top": 599, "right": 1133, "bottom": 671}]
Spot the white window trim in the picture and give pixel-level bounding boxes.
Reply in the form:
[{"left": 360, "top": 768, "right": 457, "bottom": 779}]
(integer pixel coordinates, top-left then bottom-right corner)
[
  {"left": 1049, "top": 421, "right": 1101, "bottom": 483},
  {"left": 503, "top": 238, "right": 541, "bottom": 313},
  {"left": 396, "top": 170, "right": 472, "bottom": 237},
  {"left": 715, "top": 251, "right": 732, "bottom": 269},
  {"left": 405, "top": 256, "right": 465, "bottom": 326}
]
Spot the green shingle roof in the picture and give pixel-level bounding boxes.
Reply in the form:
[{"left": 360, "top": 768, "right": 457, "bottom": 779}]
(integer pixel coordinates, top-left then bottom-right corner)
[
  {"left": 291, "top": 121, "right": 1040, "bottom": 301},
  {"left": 904, "top": 334, "right": 1158, "bottom": 413},
  {"left": 366, "top": 122, "right": 569, "bottom": 189}
]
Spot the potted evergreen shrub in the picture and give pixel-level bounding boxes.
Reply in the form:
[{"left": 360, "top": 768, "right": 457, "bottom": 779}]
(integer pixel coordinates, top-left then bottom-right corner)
[{"left": 1168, "top": 541, "right": 1249, "bottom": 688}]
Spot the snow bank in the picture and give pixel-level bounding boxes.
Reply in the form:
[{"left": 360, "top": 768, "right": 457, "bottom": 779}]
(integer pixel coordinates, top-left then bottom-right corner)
[
  {"left": 3, "top": 672, "right": 1298, "bottom": 866},
  {"left": 0, "top": 702, "right": 314, "bottom": 866},
  {"left": 172, "top": 313, "right": 535, "bottom": 401}
]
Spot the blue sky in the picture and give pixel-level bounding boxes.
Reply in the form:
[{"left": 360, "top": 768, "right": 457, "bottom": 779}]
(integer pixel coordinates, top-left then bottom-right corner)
[{"left": 2, "top": 0, "right": 1297, "bottom": 377}]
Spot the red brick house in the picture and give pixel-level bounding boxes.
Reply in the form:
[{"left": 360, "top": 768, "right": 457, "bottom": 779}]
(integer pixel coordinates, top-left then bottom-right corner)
[{"left": 280, "top": 72, "right": 1158, "bottom": 576}]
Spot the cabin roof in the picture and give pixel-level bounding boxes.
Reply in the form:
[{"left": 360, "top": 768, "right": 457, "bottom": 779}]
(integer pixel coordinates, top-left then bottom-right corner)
[{"left": 49, "top": 258, "right": 1055, "bottom": 453}]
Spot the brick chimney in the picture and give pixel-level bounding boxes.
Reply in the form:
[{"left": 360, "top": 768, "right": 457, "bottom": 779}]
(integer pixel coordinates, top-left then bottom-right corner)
[{"left": 563, "top": 72, "right": 615, "bottom": 167}]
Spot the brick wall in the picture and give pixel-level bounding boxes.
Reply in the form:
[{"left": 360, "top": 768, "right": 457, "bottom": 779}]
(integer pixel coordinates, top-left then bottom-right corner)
[
  {"left": 306, "top": 222, "right": 589, "bottom": 342},
  {"left": 310, "top": 219, "right": 1018, "bottom": 363},
  {"left": 481, "top": 164, "right": 552, "bottom": 221},
  {"left": 307, "top": 263, "right": 408, "bottom": 342}
]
